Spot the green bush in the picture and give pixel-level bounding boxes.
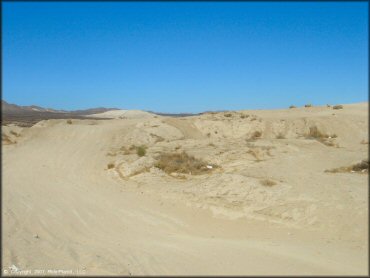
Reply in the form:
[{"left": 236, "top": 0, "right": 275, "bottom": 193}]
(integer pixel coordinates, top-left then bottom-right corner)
[{"left": 136, "top": 145, "right": 147, "bottom": 157}]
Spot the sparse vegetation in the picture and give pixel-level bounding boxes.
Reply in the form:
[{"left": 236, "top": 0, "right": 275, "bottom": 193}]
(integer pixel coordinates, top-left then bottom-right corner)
[
  {"left": 67, "top": 119, "right": 73, "bottom": 124},
  {"left": 121, "top": 144, "right": 147, "bottom": 156},
  {"left": 305, "top": 126, "right": 338, "bottom": 147},
  {"left": 276, "top": 133, "right": 285, "bottom": 139},
  {"left": 289, "top": 105, "right": 296, "bottom": 109},
  {"left": 248, "top": 131, "right": 262, "bottom": 141},
  {"left": 107, "top": 162, "right": 115, "bottom": 169},
  {"left": 224, "top": 113, "right": 232, "bottom": 117},
  {"left": 325, "top": 160, "right": 368, "bottom": 174},
  {"left": 136, "top": 145, "right": 147, "bottom": 157},
  {"left": 260, "top": 179, "right": 277, "bottom": 186},
  {"left": 306, "top": 126, "right": 328, "bottom": 139},
  {"left": 155, "top": 151, "right": 217, "bottom": 175},
  {"left": 326, "top": 104, "right": 331, "bottom": 107},
  {"left": 10, "top": 130, "right": 20, "bottom": 137},
  {"left": 304, "top": 104, "right": 312, "bottom": 108},
  {"left": 240, "top": 114, "right": 249, "bottom": 119},
  {"left": 333, "top": 105, "right": 343, "bottom": 110}
]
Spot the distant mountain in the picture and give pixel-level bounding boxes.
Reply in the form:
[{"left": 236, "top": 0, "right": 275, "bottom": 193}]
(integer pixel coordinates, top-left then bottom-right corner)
[
  {"left": 2, "top": 100, "right": 118, "bottom": 115},
  {"left": 1, "top": 100, "right": 119, "bottom": 126},
  {"left": 147, "top": 110, "right": 200, "bottom": 117}
]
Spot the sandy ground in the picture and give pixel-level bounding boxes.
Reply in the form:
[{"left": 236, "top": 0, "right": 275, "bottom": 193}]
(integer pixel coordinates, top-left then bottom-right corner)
[{"left": 2, "top": 103, "right": 368, "bottom": 275}]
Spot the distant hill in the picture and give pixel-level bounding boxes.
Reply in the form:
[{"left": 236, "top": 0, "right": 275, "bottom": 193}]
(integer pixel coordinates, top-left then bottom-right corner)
[
  {"left": 2, "top": 100, "right": 118, "bottom": 115},
  {"left": 1, "top": 100, "right": 119, "bottom": 126},
  {"left": 147, "top": 110, "right": 200, "bottom": 117}
]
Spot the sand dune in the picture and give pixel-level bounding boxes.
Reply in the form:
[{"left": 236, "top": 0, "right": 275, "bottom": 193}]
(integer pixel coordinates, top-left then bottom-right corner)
[
  {"left": 87, "top": 109, "right": 154, "bottom": 119},
  {"left": 2, "top": 103, "right": 368, "bottom": 275}
]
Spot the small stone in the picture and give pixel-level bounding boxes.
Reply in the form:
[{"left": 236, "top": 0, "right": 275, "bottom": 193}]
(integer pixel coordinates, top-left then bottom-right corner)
[{"left": 34, "top": 234, "right": 39, "bottom": 239}]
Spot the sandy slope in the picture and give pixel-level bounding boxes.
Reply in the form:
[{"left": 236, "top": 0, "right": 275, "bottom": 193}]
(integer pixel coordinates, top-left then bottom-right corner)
[{"left": 2, "top": 103, "right": 368, "bottom": 275}]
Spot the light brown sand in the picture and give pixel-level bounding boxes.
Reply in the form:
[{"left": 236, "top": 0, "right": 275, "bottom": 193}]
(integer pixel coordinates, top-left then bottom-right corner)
[{"left": 2, "top": 103, "right": 368, "bottom": 275}]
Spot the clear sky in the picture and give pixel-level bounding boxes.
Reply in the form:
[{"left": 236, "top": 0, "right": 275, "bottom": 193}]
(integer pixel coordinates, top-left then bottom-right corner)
[{"left": 3, "top": 2, "right": 368, "bottom": 113}]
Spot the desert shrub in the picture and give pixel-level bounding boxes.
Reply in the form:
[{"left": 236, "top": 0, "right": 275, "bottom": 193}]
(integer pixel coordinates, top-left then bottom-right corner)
[
  {"left": 224, "top": 113, "right": 232, "bottom": 117},
  {"left": 155, "top": 151, "right": 216, "bottom": 175},
  {"left": 305, "top": 126, "right": 339, "bottom": 147},
  {"left": 326, "top": 104, "right": 331, "bottom": 107},
  {"left": 240, "top": 114, "right": 249, "bottom": 119},
  {"left": 249, "top": 131, "right": 262, "bottom": 140},
  {"left": 136, "top": 145, "right": 147, "bottom": 157},
  {"left": 67, "top": 119, "right": 73, "bottom": 124},
  {"left": 289, "top": 105, "right": 296, "bottom": 109},
  {"left": 107, "top": 162, "right": 115, "bottom": 169},
  {"left": 333, "top": 105, "right": 343, "bottom": 110},
  {"left": 325, "top": 159, "right": 368, "bottom": 173},
  {"left": 260, "top": 179, "right": 277, "bottom": 186},
  {"left": 276, "top": 133, "right": 286, "bottom": 139},
  {"left": 304, "top": 104, "right": 312, "bottom": 108},
  {"left": 306, "top": 126, "right": 328, "bottom": 139}
]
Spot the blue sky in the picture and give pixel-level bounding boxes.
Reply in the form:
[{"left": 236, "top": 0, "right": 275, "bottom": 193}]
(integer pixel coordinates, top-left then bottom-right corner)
[{"left": 3, "top": 2, "right": 368, "bottom": 113}]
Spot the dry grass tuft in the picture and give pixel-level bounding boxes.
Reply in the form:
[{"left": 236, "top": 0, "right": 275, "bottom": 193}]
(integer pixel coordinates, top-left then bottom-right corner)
[
  {"left": 240, "top": 114, "right": 249, "bottom": 119},
  {"left": 304, "top": 104, "right": 313, "bottom": 108},
  {"left": 305, "top": 126, "right": 338, "bottom": 147},
  {"left": 332, "top": 105, "right": 343, "bottom": 110},
  {"left": 155, "top": 151, "right": 217, "bottom": 175},
  {"left": 325, "top": 159, "right": 368, "bottom": 174},
  {"left": 248, "top": 131, "right": 262, "bottom": 141},
  {"left": 306, "top": 126, "right": 329, "bottom": 139},
  {"left": 260, "top": 179, "right": 277, "bottom": 186},
  {"left": 289, "top": 105, "right": 296, "bottom": 109},
  {"left": 224, "top": 113, "right": 232, "bottom": 117},
  {"left": 66, "top": 119, "right": 73, "bottom": 124},
  {"left": 276, "top": 133, "right": 285, "bottom": 139},
  {"left": 107, "top": 162, "right": 115, "bottom": 169}
]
